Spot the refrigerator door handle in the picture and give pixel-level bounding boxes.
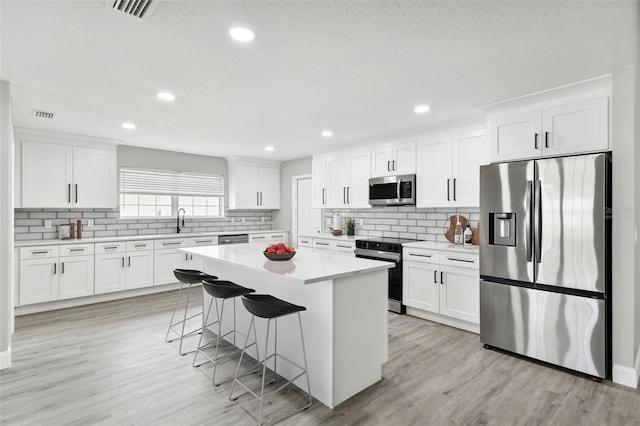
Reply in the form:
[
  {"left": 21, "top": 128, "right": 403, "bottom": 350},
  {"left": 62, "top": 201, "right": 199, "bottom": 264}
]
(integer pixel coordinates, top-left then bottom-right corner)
[
  {"left": 534, "top": 179, "right": 542, "bottom": 264},
  {"left": 525, "top": 180, "right": 533, "bottom": 262}
]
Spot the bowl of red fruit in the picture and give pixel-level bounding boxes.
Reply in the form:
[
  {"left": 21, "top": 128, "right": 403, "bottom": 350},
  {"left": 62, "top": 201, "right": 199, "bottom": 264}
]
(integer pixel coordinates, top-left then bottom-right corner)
[{"left": 264, "top": 242, "right": 296, "bottom": 261}]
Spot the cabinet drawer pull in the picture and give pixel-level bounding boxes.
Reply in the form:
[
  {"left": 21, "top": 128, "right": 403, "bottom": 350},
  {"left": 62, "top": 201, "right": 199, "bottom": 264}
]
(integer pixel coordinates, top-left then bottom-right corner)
[
  {"left": 337, "top": 244, "right": 352, "bottom": 249},
  {"left": 408, "top": 253, "right": 431, "bottom": 258},
  {"left": 447, "top": 257, "right": 475, "bottom": 264},
  {"left": 31, "top": 251, "right": 49, "bottom": 255},
  {"left": 316, "top": 242, "right": 330, "bottom": 246},
  {"left": 194, "top": 240, "right": 212, "bottom": 244},
  {"left": 300, "top": 239, "right": 310, "bottom": 243},
  {"left": 104, "top": 246, "right": 119, "bottom": 250},
  {"left": 271, "top": 234, "right": 284, "bottom": 238},
  {"left": 134, "top": 244, "right": 148, "bottom": 248},
  {"left": 253, "top": 236, "right": 266, "bottom": 240},
  {"left": 162, "top": 242, "right": 182, "bottom": 246}
]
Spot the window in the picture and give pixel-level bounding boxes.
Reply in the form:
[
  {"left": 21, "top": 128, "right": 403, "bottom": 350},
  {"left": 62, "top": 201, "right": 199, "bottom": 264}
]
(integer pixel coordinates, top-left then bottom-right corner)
[{"left": 119, "top": 168, "right": 224, "bottom": 218}]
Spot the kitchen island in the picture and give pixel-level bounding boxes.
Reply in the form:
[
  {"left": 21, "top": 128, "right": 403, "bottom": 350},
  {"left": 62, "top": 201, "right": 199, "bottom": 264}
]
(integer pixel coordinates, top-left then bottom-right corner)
[{"left": 181, "top": 244, "right": 393, "bottom": 408}]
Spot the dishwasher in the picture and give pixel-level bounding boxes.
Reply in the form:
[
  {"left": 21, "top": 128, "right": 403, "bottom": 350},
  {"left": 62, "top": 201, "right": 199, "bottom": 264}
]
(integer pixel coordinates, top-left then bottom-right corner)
[{"left": 218, "top": 234, "right": 249, "bottom": 245}]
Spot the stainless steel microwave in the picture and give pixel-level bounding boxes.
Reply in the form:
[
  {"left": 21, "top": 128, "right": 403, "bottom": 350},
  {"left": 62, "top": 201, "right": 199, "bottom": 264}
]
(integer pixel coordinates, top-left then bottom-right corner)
[{"left": 369, "top": 174, "right": 416, "bottom": 206}]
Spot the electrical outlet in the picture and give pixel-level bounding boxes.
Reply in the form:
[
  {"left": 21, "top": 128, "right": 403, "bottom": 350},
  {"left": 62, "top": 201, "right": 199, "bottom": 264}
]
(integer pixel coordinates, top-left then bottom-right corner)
[
  {"left": 242, "top": 217, "right": 245, "bottom": 223},
  {"left": 359, "top": 218, "right": 364, "bottom": 225},
  {"left": 261, "top": 216, "right": 265, "bottom": 223},
  {"left": 44, "top": 220, "right": 52, "bottom": 228},
  {"left": 231, "top": 217, "right": 235, "bottom": 223},
  {"left": 87, "top": 219, "right": 94, "bottom": 228}
]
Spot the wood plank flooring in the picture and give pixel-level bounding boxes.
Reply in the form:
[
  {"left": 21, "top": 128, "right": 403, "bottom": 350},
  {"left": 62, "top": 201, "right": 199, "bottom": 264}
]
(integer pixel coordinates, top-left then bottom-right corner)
[{"left": 1, "top": 288, "right": 639, "bottom": 425}]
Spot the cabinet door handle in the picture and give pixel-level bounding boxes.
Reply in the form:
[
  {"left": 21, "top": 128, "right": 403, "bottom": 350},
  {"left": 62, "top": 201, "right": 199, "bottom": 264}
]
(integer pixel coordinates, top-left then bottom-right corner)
[
  {"left": 387, "top": 160, "right": 391, "bottom": 172},
  {"left": 61, "top": 262, "right": 65, "bottom": 274},
  {"left": 440, "top": 271, "right": 444, "bottom": 284},
  {"left": 68, "top": 184, "right": 71, "bottom": 203},
  {"left": 75, "top": 184, "right": 78, "bottom": 203},
  {"left": 434, "top": 270, "right": 437, "bottom": 283},
  {"left": 301, "top": 239, "right": 310, "bottom": 243},
  {"left": 185, "top": 253, "right": 188, "bottom": 261},
  {"left": 128, "top": 256, "right": 131, "bottom": 267},
  {"left": 256, "top": 192, "right": 260, "bottom": 206},
  {"left": 53, "top": 263, "right": 56, "bottom": 274},
  {"left": 316, "top": 242, "right": 330, "bottom": 246},
  {"left": 447, "top": 257, "right": 475, "bottom": 264},
  {"left": 544, "top": 131, "right": 549, "bottom": 148},
  {"left": 534, "top": 133, "right": 539, "bottom": 149},
  {"left": 453, "top": 178, "right": 457, "bottom": 202},
  {"left": 392, "top": 160, "right": 396, "bottom": 171},
  {"left": 343, "top": 187, "right": 346, "bottom": 204},
  {"left": 337, "top": 244, "right": 352, "bottom": 249},
  {"left": 322, "top": 188, "right": 326, "bottom": 205},
  {"left": 190, "top": 255, "right": 193, "bottom": 260},
  {"left": 253, "top": 236, "right": 266, "bottom": 240},
  {"left": 260, "top": 192, "right": 263, "bottom": 206},
  {"left": 194, "top": 240, "right": 211, "bottom": 244},
  {"left": 347, "top": 187, "right": 350, "bottom": 204},
  {"left": 122, "top": 257, "right": 125, "bottom": 268},
  {"left": 447, "top": 179, "right": 450, "bottom": 201}
]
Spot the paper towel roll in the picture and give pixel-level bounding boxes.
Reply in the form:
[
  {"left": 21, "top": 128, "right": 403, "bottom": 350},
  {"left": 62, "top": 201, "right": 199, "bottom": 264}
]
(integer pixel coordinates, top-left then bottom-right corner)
[{"left": 332, "top": 213, "right": 342, "bottom": 230}]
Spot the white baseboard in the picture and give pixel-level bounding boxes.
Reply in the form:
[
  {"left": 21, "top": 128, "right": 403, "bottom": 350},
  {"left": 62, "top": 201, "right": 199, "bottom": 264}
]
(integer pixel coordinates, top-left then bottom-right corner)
[
  {"left": 405, "top": 307, "right": 479, "bottom": 334},
  {"left": 0, "top": 350, "right": 11, "bottom": 369},
  {"left": 613, "top": 344, "right": 640, "bottom": 389}
]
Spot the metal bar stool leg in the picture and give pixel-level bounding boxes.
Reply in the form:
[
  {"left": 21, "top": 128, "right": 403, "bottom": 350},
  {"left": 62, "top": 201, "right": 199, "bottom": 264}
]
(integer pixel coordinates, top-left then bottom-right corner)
[{"left": 165, "top": 282, "right": 185, "bottom": 343}]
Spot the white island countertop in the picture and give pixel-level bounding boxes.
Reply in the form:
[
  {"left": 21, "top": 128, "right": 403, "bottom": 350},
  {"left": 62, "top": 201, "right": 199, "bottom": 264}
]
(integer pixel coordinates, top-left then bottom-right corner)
[{"left": 181, "top": 244, "right": 393, "bottom": 285}]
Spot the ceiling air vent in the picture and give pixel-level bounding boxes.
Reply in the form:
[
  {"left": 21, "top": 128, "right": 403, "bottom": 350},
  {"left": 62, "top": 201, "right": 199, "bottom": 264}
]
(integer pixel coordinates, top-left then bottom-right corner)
[
  {"left": 32, "top": 110, "right": 54, "bottom": 119},
  {"left": 106, "top": 0, "right": 158, "bottom": 20}
]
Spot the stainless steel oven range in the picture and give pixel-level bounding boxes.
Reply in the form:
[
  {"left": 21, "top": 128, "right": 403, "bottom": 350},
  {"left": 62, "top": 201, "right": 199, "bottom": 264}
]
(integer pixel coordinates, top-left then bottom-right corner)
[{"left": 355, "top": 237, "right": 417, "bottom": 314}]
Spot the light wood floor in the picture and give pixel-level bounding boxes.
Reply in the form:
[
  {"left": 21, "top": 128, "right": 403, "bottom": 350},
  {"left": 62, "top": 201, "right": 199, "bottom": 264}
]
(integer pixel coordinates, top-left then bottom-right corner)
[{"left": 2, "top": 288, "right": 639, "bottom": 425}]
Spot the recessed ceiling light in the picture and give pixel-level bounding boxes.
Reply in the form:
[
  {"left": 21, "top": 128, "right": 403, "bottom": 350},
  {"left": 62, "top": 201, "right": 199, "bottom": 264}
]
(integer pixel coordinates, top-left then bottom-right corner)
[
  {"left": 414, "top": 105, "right": 430, "bottom": 114},
  {"left": 230, "top": 27, "right": 255, "bottom": 42},
  {"left": 121, "top": 122, "right": 136, "bottom": 130},
  {"left": 265, "top": 146, "right": 274, "bottom": 152},
  {"left": 157, "top": 92, "right": 176, "bottom": 102},
  {"left": 321, "top": 130, "right": 333, "bottom": 138}
]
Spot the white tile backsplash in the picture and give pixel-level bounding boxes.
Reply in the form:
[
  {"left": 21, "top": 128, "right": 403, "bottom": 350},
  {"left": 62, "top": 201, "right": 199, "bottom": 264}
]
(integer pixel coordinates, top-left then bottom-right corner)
[{"left": 324, "top": 206, "right": 480, "bottom": 242}]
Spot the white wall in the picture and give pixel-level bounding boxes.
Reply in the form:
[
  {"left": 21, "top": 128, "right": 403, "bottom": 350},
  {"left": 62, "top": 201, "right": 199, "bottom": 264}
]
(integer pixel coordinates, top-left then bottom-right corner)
[
  {"left": 0, "top": 80, "right": 15, "bottom": 369},
  {"left": 272, "top": 157, "right": 312, "bottom": 231}
]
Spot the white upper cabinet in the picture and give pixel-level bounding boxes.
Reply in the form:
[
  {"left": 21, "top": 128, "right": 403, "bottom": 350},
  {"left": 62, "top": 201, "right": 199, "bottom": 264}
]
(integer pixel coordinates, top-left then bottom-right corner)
[
  {"left": 325, "top": 150, "right": 371, "bottom": 209},
  {"left": 488, "top": 96, "right": 609, "bottom": 163},
  {"left": 17, "top": 129, "right": 117, "bottom": 208},
  {"left": 371, "top": 139, "right": 416, "bottom": 177},
  {"left": 416, "top": 126, "right": 487, "bottom": 208},
  {"left": 311, "top": 157, "right": 327, "bottom": 208},
  {"left": 227, "top": 157, "right": 281, "bottom": 210}
]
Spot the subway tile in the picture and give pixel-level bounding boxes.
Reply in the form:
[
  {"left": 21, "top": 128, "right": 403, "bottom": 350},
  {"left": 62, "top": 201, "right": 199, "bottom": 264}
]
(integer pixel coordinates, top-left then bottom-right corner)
[
  {"left": 137, "top": 229, "right": 158, "bottom": 235},
  {"left": 127, "top": 224, "right": 148, "bottom": 230},
  {"left": 14, "top": 211, "right": 29, "bottom": 219},
  {"left": 382, "top": 231, "right": 400, "bottom": 238},
  {"left": 416, "top": 219, "right": 437, "bottom": 227},
  {"left": 15, "top": 219, "right": 42, "bottom": 226},
  {"left": 106, "top": 211, "right": 120, "bottom": 218},
  {"left": 399, "top": 219, "right": 417, "bottom": 226},
  {"left": 13, "top": 226, "right": 29, "bottom": 233},
  {"left": 148, "top": 223, "right": 168, "bottom": 229},
  {"left": 15, "top": 233, "right": 44, "bottom": 241},
  {"left": 95, "top": 218, "right": 118, "bottom": 225},
  {"left": 407, "top": 226, "right": 426, "bottom": 233},
  {"left": 106, "top": 224, "right": 128, "bottom": 231},
  {"left": 81, "top": 231, "right": 95, "bottom": 238},
  {"left": 407, "top": 213, "right": 425, "bottom": 219},
  {"left": 95, "top": 231, "right": 117, "bottom": 237},
  {"left": 42, "top": 232, "right": 59, "bottom": 240},
  {"left": 83, "top": 212, "right": 107, "bottom": 218},
  {"left": 117, "top": 230, "right": 138, "bottom": 236},
  {"left": 399, "top": 233, "right": 418, "bottom": 239},
  {"left": 57, "top": 212, "right": 83, "bottom": 219},
  {"left": 391, "top": 225, "right": 408, "bottom": 232},
  {"left": 375, "top": 225, "right": 391, "bottom": 231},
  {"left": 29, "top": 212, "right": 57, "bottom": 219}
]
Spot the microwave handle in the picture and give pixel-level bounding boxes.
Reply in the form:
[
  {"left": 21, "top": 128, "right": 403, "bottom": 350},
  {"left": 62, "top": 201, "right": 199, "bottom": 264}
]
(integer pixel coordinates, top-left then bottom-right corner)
[{"left": 397, "top": 179, "right": 402, "bottom": 200}]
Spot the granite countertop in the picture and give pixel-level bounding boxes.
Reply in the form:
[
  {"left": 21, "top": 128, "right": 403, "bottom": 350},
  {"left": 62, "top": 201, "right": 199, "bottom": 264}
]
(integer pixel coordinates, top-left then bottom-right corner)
[
  {"left": 402, "top": 240, "right": 480, "bottom": 254},
  {"left": 182, "top": 244, "right": 393, "bottom": 285},
  {"left": 14, "top": 229, "right": 290, "bottom": 248}
]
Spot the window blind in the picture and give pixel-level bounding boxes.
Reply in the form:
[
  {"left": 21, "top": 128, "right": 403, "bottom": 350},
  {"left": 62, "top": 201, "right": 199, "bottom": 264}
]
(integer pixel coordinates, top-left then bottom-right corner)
[{"left": 120, "top": 168, "right": 224, "bottom": 196}]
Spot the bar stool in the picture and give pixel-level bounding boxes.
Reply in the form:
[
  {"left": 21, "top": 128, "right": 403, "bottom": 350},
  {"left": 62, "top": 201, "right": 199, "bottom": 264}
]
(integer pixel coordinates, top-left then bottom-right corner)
[
  {"left": 230, "top": 294, "right": 312, "bottom": 425},
  {"left": 166, "top": 269, "right": 216, "bottom": 355},
  {"left": 193, "top": 278, "right": 259, "bottom": 386}
]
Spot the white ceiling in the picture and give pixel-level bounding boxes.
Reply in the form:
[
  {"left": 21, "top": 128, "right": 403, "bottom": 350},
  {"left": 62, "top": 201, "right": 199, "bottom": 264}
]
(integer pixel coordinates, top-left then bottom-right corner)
[{"left": 1, "top": 1, "right": 637, "bottom": 161}]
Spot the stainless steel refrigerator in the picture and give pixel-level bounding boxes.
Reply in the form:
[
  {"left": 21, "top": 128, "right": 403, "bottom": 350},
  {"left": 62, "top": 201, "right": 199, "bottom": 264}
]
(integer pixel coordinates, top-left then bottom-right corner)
[{"left": 479, "top": 153, "right": 611, "bottom": 380}]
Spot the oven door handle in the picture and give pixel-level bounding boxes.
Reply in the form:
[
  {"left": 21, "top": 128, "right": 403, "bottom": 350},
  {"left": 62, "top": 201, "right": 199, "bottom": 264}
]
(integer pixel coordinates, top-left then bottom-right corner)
[{"left": 355, "top": 253, "right": 400, "bottom": 263}]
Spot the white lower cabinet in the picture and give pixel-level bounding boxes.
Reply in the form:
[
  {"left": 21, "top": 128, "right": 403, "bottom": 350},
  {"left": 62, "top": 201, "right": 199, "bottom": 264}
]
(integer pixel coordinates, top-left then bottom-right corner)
[
  {"left": 58, "top": 255, "right": 94, "bottom": 299},
  {"left": 308, "top": 237, "right": 355, "bottom": 254},
  {"left": 403, "top": 246, "right": 479, "bottom": 332},
  {"left": 95, "top": 241, "right": 154, "bottom": 294},
  {"left": 19, "top": 243, "right": 95, "bottom": 305}
]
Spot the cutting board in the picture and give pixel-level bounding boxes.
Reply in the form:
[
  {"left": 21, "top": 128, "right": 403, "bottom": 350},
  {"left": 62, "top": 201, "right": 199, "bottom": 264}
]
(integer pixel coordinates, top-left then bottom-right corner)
[{"left": 444, "top": 215, "right": 480, "bottom": 245}]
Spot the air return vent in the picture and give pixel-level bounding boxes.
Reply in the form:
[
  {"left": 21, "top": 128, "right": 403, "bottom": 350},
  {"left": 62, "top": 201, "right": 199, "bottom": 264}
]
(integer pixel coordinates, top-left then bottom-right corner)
[
  {"left": 106, "top": 0, "right": 158, "bottom": 20},
  {"left": 32, "top": 110, "right": 54, "bottom": 119}
]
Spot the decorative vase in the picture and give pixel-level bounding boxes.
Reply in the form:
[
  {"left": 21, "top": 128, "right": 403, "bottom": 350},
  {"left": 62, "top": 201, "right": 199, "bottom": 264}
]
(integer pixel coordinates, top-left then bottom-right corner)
[{"left": 347, "top": 228, "right": 355, "bottom": 236}]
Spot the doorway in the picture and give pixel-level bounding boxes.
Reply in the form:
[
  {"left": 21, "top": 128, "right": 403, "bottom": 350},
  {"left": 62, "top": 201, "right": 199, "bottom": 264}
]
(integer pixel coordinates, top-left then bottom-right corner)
[{"left": 292, "top": 174, "right": 321, "bottom": 245}]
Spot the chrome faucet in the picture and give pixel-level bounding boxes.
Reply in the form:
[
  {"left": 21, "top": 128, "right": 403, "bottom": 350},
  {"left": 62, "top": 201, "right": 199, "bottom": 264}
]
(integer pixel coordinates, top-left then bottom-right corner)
[{"left": 177, "top": 208, "right": 186, "bottom": 233}]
